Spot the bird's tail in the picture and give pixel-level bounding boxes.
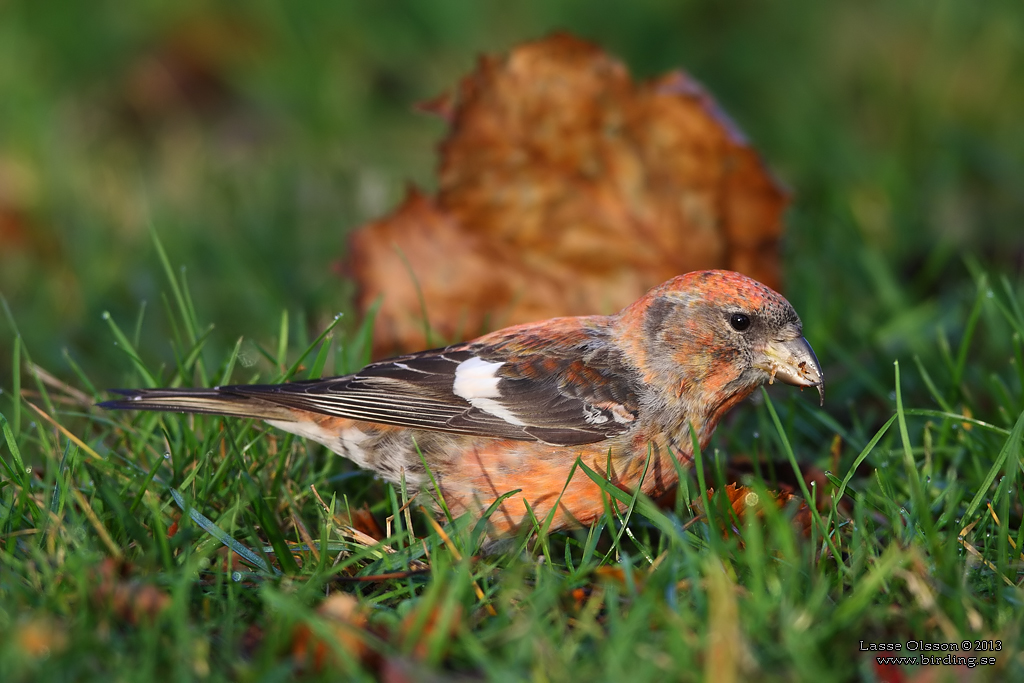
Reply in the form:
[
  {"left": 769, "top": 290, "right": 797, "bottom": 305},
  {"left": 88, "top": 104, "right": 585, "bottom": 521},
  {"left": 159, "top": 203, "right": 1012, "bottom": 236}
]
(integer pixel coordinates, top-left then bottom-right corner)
[{"left": 100, "top": 388, "right": 299, "bottom": 422}]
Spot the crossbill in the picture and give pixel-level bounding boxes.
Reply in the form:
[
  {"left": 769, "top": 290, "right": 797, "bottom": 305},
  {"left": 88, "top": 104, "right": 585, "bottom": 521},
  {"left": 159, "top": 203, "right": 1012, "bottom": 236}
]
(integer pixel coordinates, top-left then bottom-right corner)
[{"left": 103, "top": 270, "right": 823, "bottom": 536}]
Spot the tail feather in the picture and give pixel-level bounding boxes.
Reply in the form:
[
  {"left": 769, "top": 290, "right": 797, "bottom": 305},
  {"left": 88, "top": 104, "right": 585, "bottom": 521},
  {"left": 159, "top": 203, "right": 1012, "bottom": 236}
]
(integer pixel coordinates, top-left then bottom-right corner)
[{"left": 100, "top": 388, "right": 299, "bottom": 422}]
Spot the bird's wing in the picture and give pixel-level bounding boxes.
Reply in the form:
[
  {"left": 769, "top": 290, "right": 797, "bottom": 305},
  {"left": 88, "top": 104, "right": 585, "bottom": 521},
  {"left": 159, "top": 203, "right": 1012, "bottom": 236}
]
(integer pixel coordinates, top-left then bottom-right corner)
[{"left": 106, "top": 320, "right": 643, "bottom": 447}]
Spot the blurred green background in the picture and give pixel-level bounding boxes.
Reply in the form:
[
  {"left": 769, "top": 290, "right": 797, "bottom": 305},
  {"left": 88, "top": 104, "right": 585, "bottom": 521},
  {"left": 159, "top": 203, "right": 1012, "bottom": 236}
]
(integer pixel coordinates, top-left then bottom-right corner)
[{"left": 2, "top": 0, "right": 1022, "bottom": 408}]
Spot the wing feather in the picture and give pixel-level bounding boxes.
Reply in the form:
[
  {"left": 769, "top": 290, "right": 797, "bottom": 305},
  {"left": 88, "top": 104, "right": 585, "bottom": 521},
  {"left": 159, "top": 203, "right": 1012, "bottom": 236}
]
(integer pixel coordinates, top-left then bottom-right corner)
[{"left": 104, "top": 323, "right": 643, "bottom": 446}]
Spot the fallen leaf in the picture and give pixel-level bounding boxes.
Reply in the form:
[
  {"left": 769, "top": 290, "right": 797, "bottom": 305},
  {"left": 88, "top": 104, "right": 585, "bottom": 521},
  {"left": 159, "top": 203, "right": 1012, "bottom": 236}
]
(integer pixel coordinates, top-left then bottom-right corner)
[
  {"left": 291, "top": 593, "right": 372, "bottom": 671},
  {"left": 90, "top": 558, "right": 171, "bottom": 624},
  {"left": 872, "top": 660, "right": 906, "bottom": 683},
  {"left": 16, "top": 615, "right": 69, "bottom": 659},
  {"left": 345, "top": 33, "right": 788, "bottom": 355},
  {"left": 399, "top": 601, "right": 463, "bottom": 661},
  {"left": 691, "top": 482, "right": 815, "bottom": 538},
  {"left": 117, "top": 13, "right": 263, "bottom": 125},
  {"left": 341, "top": 503, "right": 387, "bottom": 542},
  {"left": 724, "top": 455, "right": 855, "bottom": 515}
]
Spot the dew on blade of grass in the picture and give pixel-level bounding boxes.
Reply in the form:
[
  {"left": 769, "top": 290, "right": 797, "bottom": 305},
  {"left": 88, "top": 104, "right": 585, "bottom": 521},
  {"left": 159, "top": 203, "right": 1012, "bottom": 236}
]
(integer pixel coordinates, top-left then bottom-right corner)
[{"left": 232, "top": 571, "right": 243, "bottom": 582}]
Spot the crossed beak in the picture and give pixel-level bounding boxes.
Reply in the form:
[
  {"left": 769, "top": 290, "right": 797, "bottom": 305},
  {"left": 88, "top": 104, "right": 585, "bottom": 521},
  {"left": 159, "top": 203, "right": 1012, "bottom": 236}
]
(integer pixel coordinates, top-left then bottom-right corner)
[{"left": 757, "top": 336, "right": 825, "bottom": 406}]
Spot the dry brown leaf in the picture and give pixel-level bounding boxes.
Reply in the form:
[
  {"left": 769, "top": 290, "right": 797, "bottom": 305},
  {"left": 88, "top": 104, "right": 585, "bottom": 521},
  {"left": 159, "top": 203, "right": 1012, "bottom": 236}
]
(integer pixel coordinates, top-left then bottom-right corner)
[
  {"left": 346, "top": 33, "right": 787, "bottom": 355},
  {"left": 90, "top": 558, "right": 171, "bottom": 625},
  {"left": 691, "top": 482, "right": 814, "bottom": 538},
  {"left": 399, "top": 601, "right": 463, "bottom": 661},
  {"left": 339, "top": 503, "right": 388, "bottom": 542},
  {"left": 118, "top": 13, "right": 262, "bottom": 124},
  {"left": 291, "top": 593, "right": 373, "bottom": 671},
  {"left": 872, "top": 660, "right": 907, "bottom": 683},
  {"left": 722, "top": 455, "right": 854, "bottom": 516},
  {"left": 0, "top": 155, "right": 61, "bottom": 265},
  {"left": 0, "top": 206, "right": 32, "bottom": 250},
  {"left": 16, "top": 615, "right": 69, "bottom": 659}
]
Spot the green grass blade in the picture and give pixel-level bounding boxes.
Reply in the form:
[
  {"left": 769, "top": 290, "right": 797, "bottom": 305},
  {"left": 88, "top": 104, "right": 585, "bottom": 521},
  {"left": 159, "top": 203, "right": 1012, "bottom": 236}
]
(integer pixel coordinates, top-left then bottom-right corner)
[
  {"left": 894, "top": 361, "right": 935, "bottom": 539},
  {"left": 278, "top": 314, "right": 344, "bottom": 381},
  {"left": 834, "top": 415, "right": 896, "bottom": 502},
  {"left": 103, "top": 311, "right": 158, "bottom": 387},
  {"left": 151, "top": 228, "right": 198, "bottom": 344},
  {"left": 170, "top": 488, "right": 281, "bottom": 575},
  {"left": 62, "top": 348, "right": 98, "bottom": 397},
  {"left": 0, "top": 412, "right": 31, "bottom": 491},
  {"left": 575, "top": 457, "right": 684, "bottom": 547},
  {"left": 961, "top": 408, "right": 1024, "bottom": 524},
  {"left": 11, "top": 334, "right": 20, "bottom": 435},
  {"left": 950, "top": 276, "right": 987, "bottom": 398},
  {"left": 913, "top": 354, "right": 954, "bottom": 413},
  {"left": 131, "top": 299, "right": 148, "bottom": 350},
  {"left": 342, "top": 297, "right": 382, "bottom": 374},
  {"left": 276, "top": 309, "right": 289, "bottom": 375},
  {"left": 761, "top": 389, "right": 846, "bottom": 572},
  {"left": 219, "top": 337, "right": 245, "bottom": 386}
]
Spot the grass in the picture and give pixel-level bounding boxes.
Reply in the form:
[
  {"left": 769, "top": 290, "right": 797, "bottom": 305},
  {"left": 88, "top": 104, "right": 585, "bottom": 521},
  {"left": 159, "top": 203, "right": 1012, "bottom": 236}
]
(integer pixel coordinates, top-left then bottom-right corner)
[
  {"left": 2, "top": 0, "right": 1024, "bottom": 680},
  {"left": 2, "top": 241, "right": 1023, "bottom": 681}
]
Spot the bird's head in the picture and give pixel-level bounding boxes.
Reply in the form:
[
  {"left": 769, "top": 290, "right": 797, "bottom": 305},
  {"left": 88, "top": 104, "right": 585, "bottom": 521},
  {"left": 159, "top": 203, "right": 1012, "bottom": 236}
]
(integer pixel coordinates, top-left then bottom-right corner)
[{"left": 615, "top": 270, "right": 823, "bottom": 428}]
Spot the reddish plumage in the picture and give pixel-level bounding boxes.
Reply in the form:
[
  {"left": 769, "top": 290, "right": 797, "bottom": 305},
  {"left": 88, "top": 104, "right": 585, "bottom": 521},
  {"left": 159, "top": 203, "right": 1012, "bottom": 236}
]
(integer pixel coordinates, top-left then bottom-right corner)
[{"left": 102, "top": 270, "right": 822, "bottom": 537}]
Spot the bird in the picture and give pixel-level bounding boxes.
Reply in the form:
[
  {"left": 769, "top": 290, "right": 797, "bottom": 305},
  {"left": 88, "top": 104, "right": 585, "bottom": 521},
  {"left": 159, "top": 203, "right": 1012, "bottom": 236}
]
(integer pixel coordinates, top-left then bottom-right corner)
[{"left": 101, "top": 270, "right": 823, "bottom": 537}]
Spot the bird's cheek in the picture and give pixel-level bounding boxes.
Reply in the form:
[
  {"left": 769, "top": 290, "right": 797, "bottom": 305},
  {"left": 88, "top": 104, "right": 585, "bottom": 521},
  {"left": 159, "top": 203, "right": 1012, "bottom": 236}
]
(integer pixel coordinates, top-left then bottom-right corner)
[
  {"left": 670, "top": 340, "right": 737, "bottom": 378},
  {"left": 709, "top": 346, "right": 742, "bottom": 372},
  {"left": 690, "top": 347, "right": 749, "bottom": 399}
]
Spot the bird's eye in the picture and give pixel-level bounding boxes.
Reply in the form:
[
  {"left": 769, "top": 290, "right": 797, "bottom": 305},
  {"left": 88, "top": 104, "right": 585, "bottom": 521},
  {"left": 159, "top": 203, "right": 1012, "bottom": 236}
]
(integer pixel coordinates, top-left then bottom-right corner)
[{"left": 730, "top": 313, "right": 751, "bottom": 331}]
